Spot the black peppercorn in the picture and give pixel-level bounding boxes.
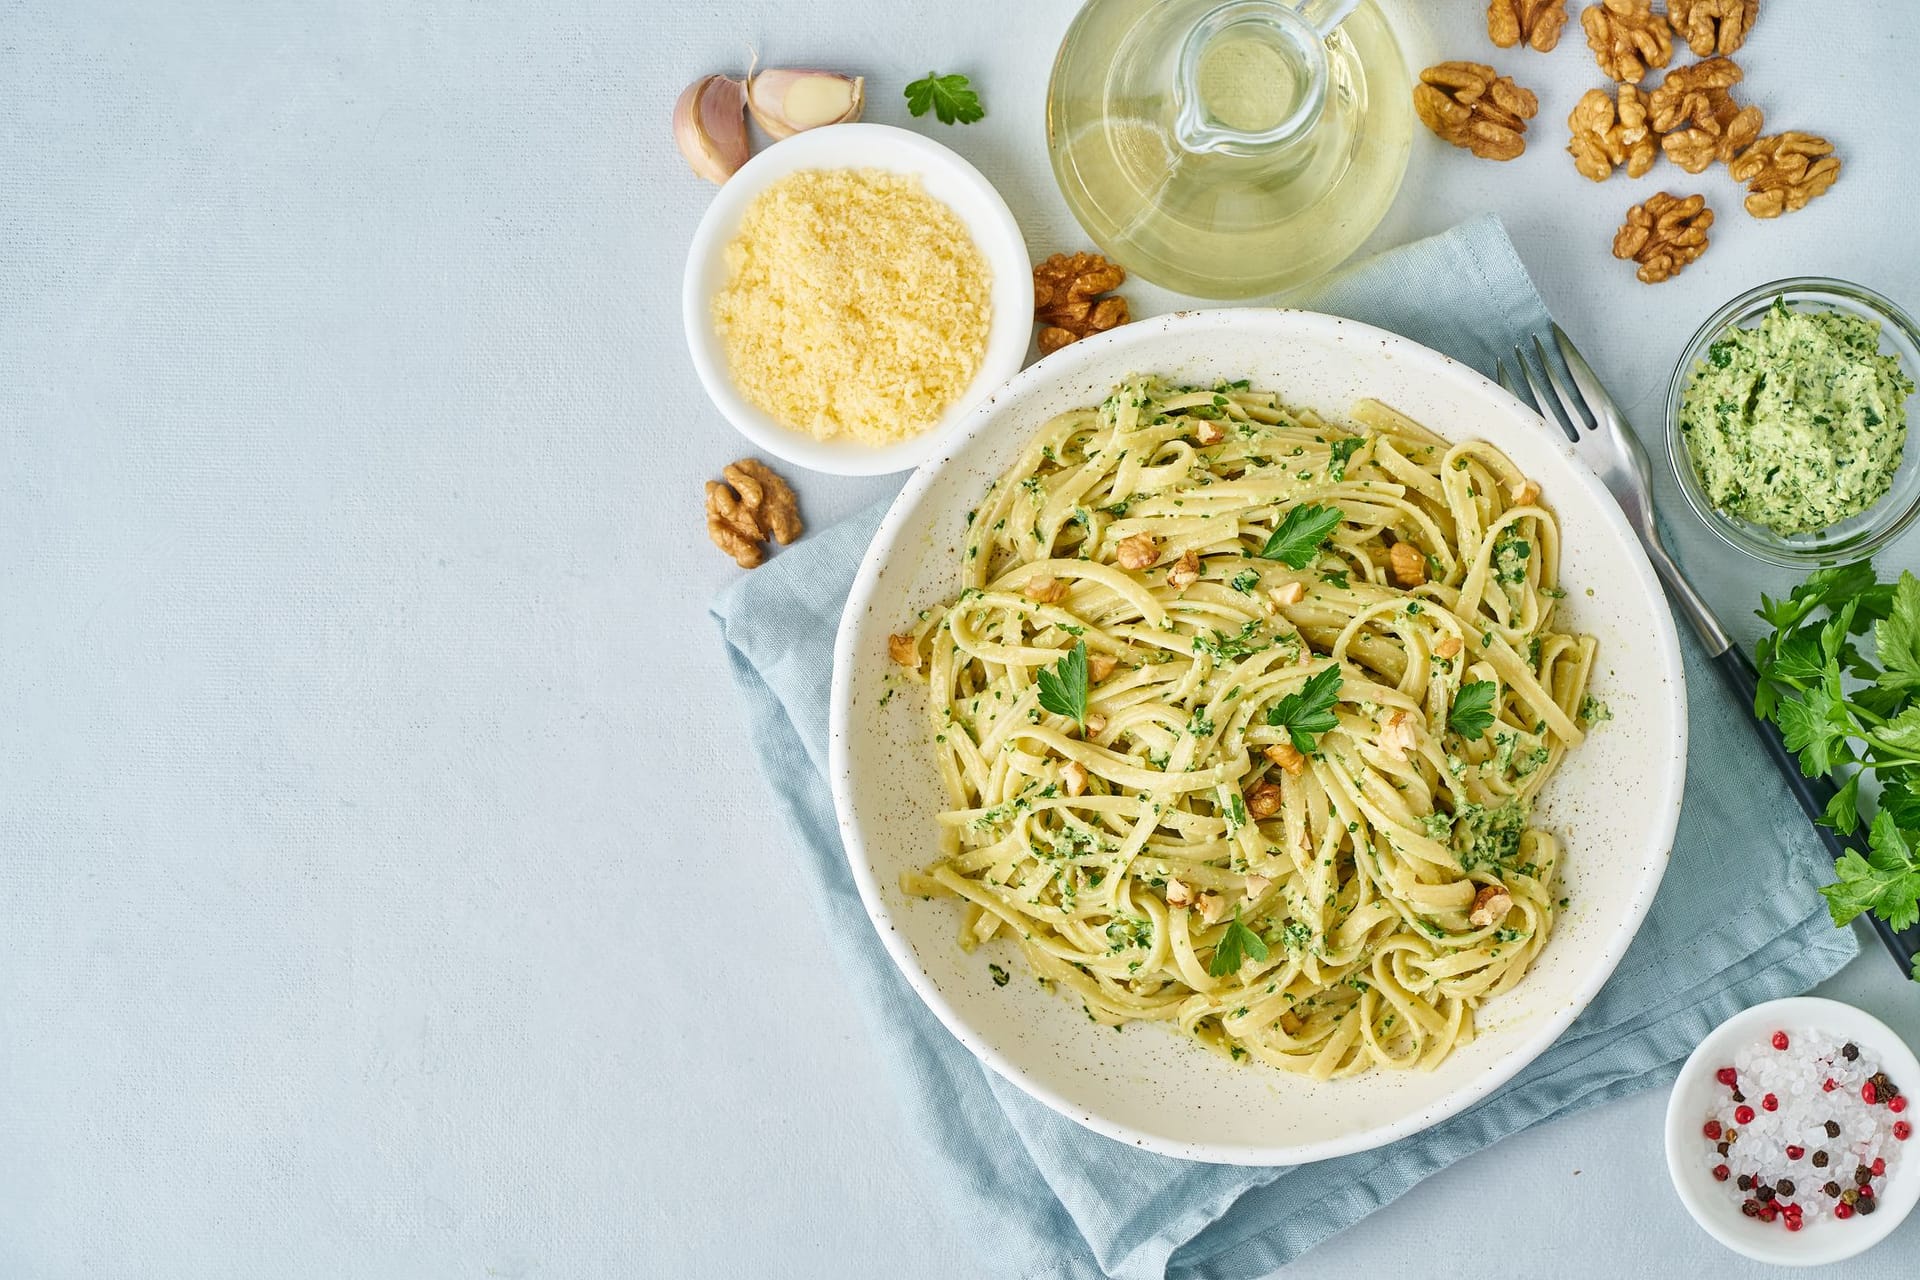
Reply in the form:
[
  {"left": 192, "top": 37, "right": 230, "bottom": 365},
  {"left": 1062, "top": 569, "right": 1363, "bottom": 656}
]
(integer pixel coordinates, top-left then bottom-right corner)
[
  {"left": 1777, "top": 1179, "right": 1795, "bottom": 1196},
  {"left": 1859, "top": 1196, "right": 1878, "bottom": 1215},
  {"left": 1843, "top": 1042, "right": 1859, "bottom": 1060},
  {"left": 1737, "top": 1173, "right": 1752, "bottom": 1190},
  {"left": 1812, "top": 1150, "right": 1829, "bottom": 1168},
  {"left": 1826, "top": 1119, "right": 1842, "bottom": 1137},
  {"left": 1825, "top": 1180, "right": 1843, "bottom": 1198},
  {"left": 1717, "top": 1141, "right": 1730, "bottom": 1155},
  {"left": 1857, "top": 1164, "right": 1873, "bottom": 1185},
  {"left": 1756, "top": 1185, "right": 1775, "bottom": 1203},
  {"left": 1731, "top": 1090, "right": 1746, "bottom": 1103},
  {"left": 1741, "top": 1200, "right": 1760, "bottom": 1218}
]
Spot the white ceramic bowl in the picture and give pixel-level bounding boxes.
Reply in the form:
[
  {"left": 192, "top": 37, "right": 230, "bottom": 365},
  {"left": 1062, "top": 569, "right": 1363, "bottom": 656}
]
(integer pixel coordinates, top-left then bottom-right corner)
[
  {"left": 1666, "top": 996, "right": 1920, "bottom": 1266},
  {"left": 829, "top": 309, "right": 1688, "bottom": 1165},
  {"left": 681, "top": 123, "right": 1033, "bottom": 477}
]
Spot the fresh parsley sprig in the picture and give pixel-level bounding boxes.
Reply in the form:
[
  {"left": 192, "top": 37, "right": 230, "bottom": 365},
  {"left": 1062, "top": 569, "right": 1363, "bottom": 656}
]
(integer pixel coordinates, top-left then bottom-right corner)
[
  {"left": 1754, "top": 564, "right": 1920, "bottom": 978},
  {"left": 1258, "top": 503, "right": 1343, "bottom": 569},
  {"left": 903, "top": 72, "right": 984, "bottom": 125},
  {"left": 1449, "top": 681, "right": 1499, "bottom": 739},
  {"left": 1266, "top": 665, "right": 1343, "bottom": 754},
  {"left": 1207, "top": 912, "right": 1270, "bottom": 978},
  {"left": 1036, "top": 639, "right": 1089, "bottom": 726}
]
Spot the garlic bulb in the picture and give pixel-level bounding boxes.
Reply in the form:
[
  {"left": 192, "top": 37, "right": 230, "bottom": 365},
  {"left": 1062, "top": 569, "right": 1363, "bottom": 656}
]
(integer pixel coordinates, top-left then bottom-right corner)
[
  {"left": 674, "top": 74, "right": 749, "bottom": 184},
  {"left": 747, "top": 70, "right": 865, "bottom": 139}
]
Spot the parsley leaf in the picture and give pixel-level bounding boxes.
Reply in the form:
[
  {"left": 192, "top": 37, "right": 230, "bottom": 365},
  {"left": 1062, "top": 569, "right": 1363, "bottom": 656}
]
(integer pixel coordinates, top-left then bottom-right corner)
[
  {"left": 1258, "top": 504, "right": 1343, "bottom": 568},
  {"left": 1266, "top": 665, "right": 1343, "bottom": 753},
  {"left": 1821, "top": 811, "right": 1920, "bottom": 932},
  {"left": 1036, "top": 640, "right": 1089, "bottom": 725},
  {"left": 1876, "top": 571, "right": 1920, "bottom": 696},
  {"left": 1327, "top": 436, "right": 1365, "bottom": 482},
  {"left": 1207, "top": 913, "right": 1271, "bottom": 978},
  {"left": 1449, "top": 681, "right": 1499, "bottom": 739},
  {"left": 903, "top": 72, "right": 984, "bottom": 125}
]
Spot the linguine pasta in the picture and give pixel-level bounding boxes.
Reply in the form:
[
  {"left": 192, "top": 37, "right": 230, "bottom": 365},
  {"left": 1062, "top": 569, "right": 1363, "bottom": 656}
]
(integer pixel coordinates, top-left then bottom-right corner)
[{"left": 889, "top": 376, "right": 1599, "bottom": 1078}]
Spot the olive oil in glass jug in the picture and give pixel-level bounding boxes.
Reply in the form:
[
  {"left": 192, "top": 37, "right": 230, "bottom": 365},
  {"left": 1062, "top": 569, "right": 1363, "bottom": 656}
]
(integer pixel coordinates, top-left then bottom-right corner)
[{"left": 1046, "top": 0, "right": 1412, "bottom": 299}]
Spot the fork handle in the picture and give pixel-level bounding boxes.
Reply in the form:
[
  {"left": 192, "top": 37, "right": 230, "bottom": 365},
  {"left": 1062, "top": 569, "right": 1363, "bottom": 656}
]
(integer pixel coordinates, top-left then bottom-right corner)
[{"left": 1708, "top": 645, "right": 1920, "bottom": 977}]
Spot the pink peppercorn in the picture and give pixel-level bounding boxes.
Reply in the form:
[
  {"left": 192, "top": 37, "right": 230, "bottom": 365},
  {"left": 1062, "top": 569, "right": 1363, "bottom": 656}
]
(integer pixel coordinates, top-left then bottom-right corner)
[
  {"left": 1772, "top": 1031, "right": 1790, "bottom": 1050},
  {"left": 1874, "top": 1157, "right": 1886, "bottom": 1175},
  {"left": 1893, "top": 1095, "right": 1909, "bottom": 1114},
  {"left": 1896, "top": 1121, "right": 1912, "bottom": 1141},
  {"left": 1784, "top": 1216, "right": 1803, "bottom": 1232},
  {"left": 1836, "top": 1202, "right": 1855, "bottom": 1220},
  {"left": 1865, "top": 1081, "right": 1879, "bottom": 1104},
  {"left": 1717, "top": 1067, "right": 1737, "bottom": 1087},
  {"left": 1762, "top": 1093, "right": 1779, "bottom": 1112},
  {"left": 1824, "top": 1078, "right": 1838, "bottom": 1092},
  {"left": 1860, "top": 1184, "right": 1873, "bottom": 1200},
  {"left": 1786, "top": 1145, "right": 1804, "bottom": 1160},
  {"left": 1735, "top": 1104, "right": 1755, "bottom": 1124},
  {"left": 1712, "top": 1164, "right": 1730, "bottom": 1181},
  {"left": 1703, "top": 1120, "right": 1722, "bottom": 1140}
]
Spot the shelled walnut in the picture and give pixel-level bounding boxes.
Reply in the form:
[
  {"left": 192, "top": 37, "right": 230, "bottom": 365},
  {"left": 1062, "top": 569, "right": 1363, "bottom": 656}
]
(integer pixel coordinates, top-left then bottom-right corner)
[
  {"left": 1647, "top": 57, "right": 1743, "bottom": 133},
  {"left": 1581, "top": 0, "right": 1674, "bottom": 85},
  {"left": 1487, "top": 0, "right": 1569, "bottom": 52},
  {"left": 705, "top": 458, "right": 803, "bottom": 568},
  {"left": 1568, "top": 85, "right": 1654, "bottom": 181},
  {"left": 1660, "top": 91, "right": 1763, "bottom": 174},
  {"left": 1730, "top": 132, "right": 1842, "bottom": 218},
  {"left": 1612, "top": 192, "right": 1713, "bottom": 284},
  {"left": 1668, "top": 0, "right": 1759, "bottom": 57},
  {"left": 1413, "top": 62, "right": 1539, "bottom": 161},
  {"left": 1033, "top": 252, "right": 1129, "bottom": 356}
]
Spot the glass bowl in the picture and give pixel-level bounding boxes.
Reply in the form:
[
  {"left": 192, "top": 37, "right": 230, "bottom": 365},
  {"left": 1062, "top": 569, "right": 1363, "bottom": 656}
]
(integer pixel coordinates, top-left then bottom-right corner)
[{"left": 1665, "top": 277, "right": 1920, "bottom": 567}]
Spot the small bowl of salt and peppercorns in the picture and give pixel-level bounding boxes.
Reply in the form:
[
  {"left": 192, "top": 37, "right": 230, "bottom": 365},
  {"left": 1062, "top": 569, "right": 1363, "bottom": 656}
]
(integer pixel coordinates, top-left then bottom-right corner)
[{"left": 1666, "top": 997, "right": 1920, "bottom": 1265}]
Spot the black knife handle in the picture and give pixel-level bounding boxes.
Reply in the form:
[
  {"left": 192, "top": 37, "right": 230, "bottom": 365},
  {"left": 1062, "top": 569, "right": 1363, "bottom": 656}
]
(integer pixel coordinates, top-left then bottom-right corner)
[{"left": 1709, "top": 644, "right": 1920, "bottom": 978}]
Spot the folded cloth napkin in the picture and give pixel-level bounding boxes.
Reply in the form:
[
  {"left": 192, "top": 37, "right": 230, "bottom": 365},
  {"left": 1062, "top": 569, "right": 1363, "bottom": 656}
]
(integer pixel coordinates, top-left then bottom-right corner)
[{"left": 710, "top": 215, "right": 1858, "bottom": 1280}]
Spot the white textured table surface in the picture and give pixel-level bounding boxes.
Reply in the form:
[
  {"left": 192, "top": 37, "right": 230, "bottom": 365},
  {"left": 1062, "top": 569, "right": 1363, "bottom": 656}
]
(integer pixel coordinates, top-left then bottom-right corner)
[{"left": 5, "top": 1, "right": 1920, "bottom": 1277}]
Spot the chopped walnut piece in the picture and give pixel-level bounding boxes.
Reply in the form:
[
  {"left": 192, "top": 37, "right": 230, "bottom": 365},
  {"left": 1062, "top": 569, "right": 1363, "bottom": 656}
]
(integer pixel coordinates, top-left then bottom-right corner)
[
  {"left": 1510, "top": 479, "right": 1541, "bottom": 506},
  {"left": 1114, "top": 532, "right": 1160, "bottom": 571},
  {"left": 1379, "top": 710, "right": 1420, "bottom": 762},
  {"left": 1245, "top": 781, "right": 1283, "bottom": 819},
  {"left": 1434, "top": 634, "right": 1464, "bottom": 660},
  {"left": 1469, "top": 884, "right": 1515, "bottom": 928},
  {"left": 1567, "top": 85, "right": 1655, "bottom": 182},
  {"left": 1660, "top": 90, "right": 1763, "bottom": 175},
  {"left": 1023, "top": 575, "right": 1069, "bottom": 604},
  {"left": 705, "top": 458, "right": 804, "bottom": 569},
  {"left": 1061, "top": 759, "right": 1089, "bottom": 797},
  {"left": 1730, "top": 132, "right": 1841, "bottom": 218},
  {"left": 1084, "top": 712, "right": 1108, "bottom": 735},
  {"left": 1414, "top": 62, "right": 1540, "bottom": 161},
  {"left": 1388, "top": 541, "right": 1428, "bottom": 587},
  {"left": 1613, "top": 192, "right": 1713, "bottom": 284},
  {"left": 1269, "top": 581, "right": 1305, "bottom": 607},
  {"left": 1166, "top": 549, "right": 1202, "bottom": 591},
  {"left": 1165, "top": 877, "right": 1194, "bottom": 910},
  {"left": 888, "top": 633, "right": 920, "bottom": 668},
  {"left": 1088, "top": 653, "right": 1119, "bottom": 683},
  {"left": 1245, "top": 873, "right": 1272, "bottom": 900},
  {"left": 1581, "top": 0, "right": 1673, "bottom": 85},
  {"left": 1033, "top": 252, "right": 1130, "bottom": 355},
  {"left": 1264, "top": 742, "right": 1306, "bottom": 775},
  {"left": 1669, "top": 0, "right": 1758, "bottom": 56},
  {"left": 1196, "top": 892, "right": 1231, "bottom": 927},
  {"left": 1488, "top": 0, "right": 1569, "bottom": 51},
  {"left": 1193, "top": 420, "right": 1227, "bottom": 446}
]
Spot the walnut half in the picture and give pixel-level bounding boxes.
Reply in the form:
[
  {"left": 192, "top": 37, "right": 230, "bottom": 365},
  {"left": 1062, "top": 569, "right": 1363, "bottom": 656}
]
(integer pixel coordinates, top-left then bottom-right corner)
[
  {"left": 1568, "top": 85, "right": 1654, "bottom": 182},
  {"left": 1033, "top": 252, "right": 1129, "bottom": 356},
  {"left": 705, "top": 458, "right": 803, "bottom": 568},
  {"left": 1582, "top": 0, "right": 1674, "bottom": 85},
  {"left": 1612, "top": 192, "right": 1713, "bottom": 284},
  {"left": 1487, "top": 0, "right": 1569, "bottom": 52},
  {"left": 1414, "top": 62, "right": 1539, "bottom": 162},
  {"left": 1668, "top": 0, "right": 1759, "bottom": 57},
  {"left": 1661, "top": 91, "right": 1763, "bottom": 176},
  {"left": 1730, "top": 132, "right": 1842, "bottom": 219}
]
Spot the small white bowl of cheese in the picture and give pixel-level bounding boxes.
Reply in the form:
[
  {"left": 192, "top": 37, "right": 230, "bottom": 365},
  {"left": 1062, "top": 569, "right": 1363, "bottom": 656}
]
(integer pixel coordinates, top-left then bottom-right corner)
[{"left": 682, "top": 122, "right": 1034, "bottom": 477}]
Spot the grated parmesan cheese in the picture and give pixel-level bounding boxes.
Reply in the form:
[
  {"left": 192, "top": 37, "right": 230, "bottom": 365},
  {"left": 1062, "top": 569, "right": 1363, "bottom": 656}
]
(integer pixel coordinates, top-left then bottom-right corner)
[{"left": 712, "top": 168, "right": 991, "bottom": 447}]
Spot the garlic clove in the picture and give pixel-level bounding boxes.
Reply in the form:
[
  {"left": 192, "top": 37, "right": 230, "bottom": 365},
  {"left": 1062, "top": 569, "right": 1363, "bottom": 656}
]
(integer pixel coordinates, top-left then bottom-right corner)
[
  {"left": 675, "top": 74, "right": 750, "bottom": 184},
  {"left": 747, "top": 69, "right": 865, "bottom": 139}
]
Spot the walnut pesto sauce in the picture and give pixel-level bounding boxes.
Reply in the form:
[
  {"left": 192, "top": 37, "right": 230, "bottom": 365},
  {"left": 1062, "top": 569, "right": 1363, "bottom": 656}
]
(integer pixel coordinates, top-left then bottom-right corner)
[{"left": 1679, "top": 299, "right": 1915, "bottom": 535}]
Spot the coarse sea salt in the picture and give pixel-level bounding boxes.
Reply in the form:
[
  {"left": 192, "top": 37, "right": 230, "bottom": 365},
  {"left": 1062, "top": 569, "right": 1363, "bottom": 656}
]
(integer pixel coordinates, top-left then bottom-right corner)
[{"left": 1701, "top": 1027, "right": 1909, "bottom": 1229}]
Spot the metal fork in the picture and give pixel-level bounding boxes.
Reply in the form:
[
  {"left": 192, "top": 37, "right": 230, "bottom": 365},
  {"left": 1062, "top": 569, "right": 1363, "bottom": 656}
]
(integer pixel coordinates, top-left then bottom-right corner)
[{"left": 1498, "top": 326, "right": 1920, "bottom": 977}]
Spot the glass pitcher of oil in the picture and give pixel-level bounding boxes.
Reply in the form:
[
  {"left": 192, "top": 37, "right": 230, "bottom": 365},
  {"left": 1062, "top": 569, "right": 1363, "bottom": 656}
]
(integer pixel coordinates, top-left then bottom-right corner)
[{"left": 1047, "top": 0, "right": 1412, "bottom": 299}]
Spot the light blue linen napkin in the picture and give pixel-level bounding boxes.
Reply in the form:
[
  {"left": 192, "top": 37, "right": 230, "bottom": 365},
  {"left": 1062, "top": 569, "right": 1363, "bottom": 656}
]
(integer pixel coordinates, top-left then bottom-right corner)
[{"left": 710, "top": 215, "right": 1858, "bottom": 1280}]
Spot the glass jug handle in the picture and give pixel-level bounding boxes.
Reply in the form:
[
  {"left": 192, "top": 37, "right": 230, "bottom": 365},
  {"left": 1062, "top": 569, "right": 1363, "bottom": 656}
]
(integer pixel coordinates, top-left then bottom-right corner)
[
  {"left": 1291, "top": 0, "right": 1360, "bottom": 39},
  {"left": 1172, "top": 0, "right": 1354, "bottom": 157}
]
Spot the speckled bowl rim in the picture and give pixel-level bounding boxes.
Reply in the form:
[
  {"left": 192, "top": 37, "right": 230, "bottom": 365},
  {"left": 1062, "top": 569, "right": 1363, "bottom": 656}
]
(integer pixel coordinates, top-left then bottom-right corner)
[
  {"left": 830, "top": 308, "right": 1686, "bottom": 1165},
  {"left": 1665, "top": 996, "right": 1920, "bottom": 1266}
]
